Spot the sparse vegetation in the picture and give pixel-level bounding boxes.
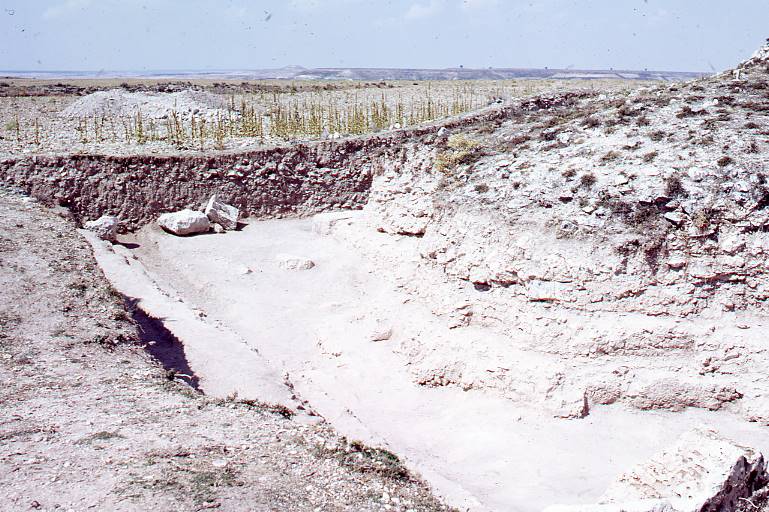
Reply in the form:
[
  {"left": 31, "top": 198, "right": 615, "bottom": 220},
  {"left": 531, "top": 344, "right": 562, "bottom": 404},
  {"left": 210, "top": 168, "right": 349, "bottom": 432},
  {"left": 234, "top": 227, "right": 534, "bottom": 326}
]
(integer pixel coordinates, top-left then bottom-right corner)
[
  {"left": 718, "top": 155, "right": 733, "bottom": 167},
  {"left": 435, "top": 134, "right": 483, "bottom": 173},
  {"left": 664, "top": 175, "right": 687, "bottom": 198},
  {"left": 583, "top": 115, "right": 602, "bottom": 128},
  {"left": 580, "top": 172, "right": 597, "bottom": 188}
]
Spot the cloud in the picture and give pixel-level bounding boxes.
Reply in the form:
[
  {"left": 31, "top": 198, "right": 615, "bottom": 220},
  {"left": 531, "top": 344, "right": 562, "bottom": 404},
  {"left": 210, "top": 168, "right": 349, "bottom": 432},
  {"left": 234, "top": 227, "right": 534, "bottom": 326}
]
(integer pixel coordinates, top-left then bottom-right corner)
[
  {"left": 405, "top": 0, "right": 444, "bottom": 20},
  {"left": 43, "top": 0, "right": 94, "bottom": 19}
]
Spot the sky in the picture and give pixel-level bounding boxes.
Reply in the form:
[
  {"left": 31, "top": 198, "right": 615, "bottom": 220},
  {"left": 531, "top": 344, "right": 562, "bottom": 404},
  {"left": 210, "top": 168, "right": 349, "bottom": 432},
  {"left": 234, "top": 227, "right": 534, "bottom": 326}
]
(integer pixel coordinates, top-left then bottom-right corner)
[{"left": 0, "top": 0, "right": 767, "bottom": 72}]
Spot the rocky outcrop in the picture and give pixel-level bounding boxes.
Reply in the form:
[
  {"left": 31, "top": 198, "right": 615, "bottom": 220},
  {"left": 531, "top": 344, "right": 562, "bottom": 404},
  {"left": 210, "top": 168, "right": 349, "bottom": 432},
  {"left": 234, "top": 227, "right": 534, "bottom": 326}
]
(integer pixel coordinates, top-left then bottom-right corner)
[
  {"left": 351, "top": 42, "right": 769, "bottom": 422},
  {"left": 312, "top": 211, "right": 359, "bottom": 236}
]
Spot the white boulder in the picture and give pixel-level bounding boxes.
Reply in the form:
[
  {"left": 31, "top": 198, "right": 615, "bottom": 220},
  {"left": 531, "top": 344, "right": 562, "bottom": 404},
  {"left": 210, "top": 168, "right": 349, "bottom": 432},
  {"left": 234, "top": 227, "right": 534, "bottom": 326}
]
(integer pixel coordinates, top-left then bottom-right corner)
[
  {"left": 204, "top": 195, "right": 239, "bottom": 231},
  {"left": 158, "top": 209, "right": 211, "bottom": 236},
  {"left": 84, "top": 215, "right": 119, "bottom": 241},
  {"left": 276, "top": 254, "right": 315, "bottom": 271},
  {"left": 545, "top": 429, "right": 767, "bottom": 512},
  {"left": 600, "top": 428, "right": 766, "bottom": 511},
  {"left": 370, "top": 325, "right": 393, "bottom": 342}
]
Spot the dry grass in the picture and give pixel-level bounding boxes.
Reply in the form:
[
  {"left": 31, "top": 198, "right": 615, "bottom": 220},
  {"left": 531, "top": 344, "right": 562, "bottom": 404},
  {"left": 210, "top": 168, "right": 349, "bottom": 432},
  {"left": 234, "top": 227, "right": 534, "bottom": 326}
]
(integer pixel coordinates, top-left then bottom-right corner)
[{"left": 435, "top": 134, "right": 483, "bottom": 173}]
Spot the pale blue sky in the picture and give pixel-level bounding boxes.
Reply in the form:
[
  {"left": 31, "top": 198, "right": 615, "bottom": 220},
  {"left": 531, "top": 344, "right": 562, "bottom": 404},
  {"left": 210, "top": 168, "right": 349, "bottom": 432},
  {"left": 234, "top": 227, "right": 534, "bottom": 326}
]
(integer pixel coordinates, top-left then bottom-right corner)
[{"left": 1, "top": 0, "right": 767, "bottom": 72}]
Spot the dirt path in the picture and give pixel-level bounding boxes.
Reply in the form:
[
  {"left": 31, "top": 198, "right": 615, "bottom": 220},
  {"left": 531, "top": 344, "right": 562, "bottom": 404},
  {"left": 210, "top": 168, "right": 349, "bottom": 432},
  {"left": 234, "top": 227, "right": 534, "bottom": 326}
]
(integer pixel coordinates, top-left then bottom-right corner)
[
  {"left": 0, "top": 191, "right": 454, "bottom": 512},
  {"left": 88, "top": 215, "right": 769, "bottom": 511}
]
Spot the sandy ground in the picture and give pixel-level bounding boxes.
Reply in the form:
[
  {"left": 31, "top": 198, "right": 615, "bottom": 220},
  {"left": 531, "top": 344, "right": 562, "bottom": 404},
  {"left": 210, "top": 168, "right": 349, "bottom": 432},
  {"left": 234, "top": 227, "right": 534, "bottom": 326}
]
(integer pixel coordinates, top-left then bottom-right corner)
[
  {"left": 0, "top": 191, "right": 455, "bottom": 512},
  {"left": 87, "top": 214, "right": 769, "bottom": 511}
]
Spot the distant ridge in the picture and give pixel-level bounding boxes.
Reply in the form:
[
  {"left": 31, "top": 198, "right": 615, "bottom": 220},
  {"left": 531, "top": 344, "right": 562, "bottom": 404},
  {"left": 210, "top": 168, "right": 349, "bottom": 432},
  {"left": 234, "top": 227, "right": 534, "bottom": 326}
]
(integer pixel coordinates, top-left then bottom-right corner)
[{"left": 1, "top": 66, "right": 708, "bottom": 82}]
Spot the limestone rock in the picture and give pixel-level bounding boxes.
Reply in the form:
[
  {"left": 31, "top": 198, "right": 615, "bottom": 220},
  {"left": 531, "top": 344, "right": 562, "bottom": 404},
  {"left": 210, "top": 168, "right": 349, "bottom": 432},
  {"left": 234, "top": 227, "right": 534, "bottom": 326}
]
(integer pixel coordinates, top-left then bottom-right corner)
[
  {"left": 600, "top": 428, "right": 767, "bottom": 511},
  {"left": 158, "top": 209, "right": 211, "bottom": 236},
  {"left": 312, "top": 211, "right": 356, "bottom": 236},
  {"left": 204, "top": 195, "right": 239, "bottom": 231},
  {"left": 370, "top": 325, "right": 393, "bottom": 342},
  {"left": 627, "top": 379, "right": 742, "bottom": 412},
  {"left": 364, "top": 154, "right": 438, "bottom": 236},
  {"left": 84, "top": 215, "right": 119, "bottom": 241},
  {"left": 276, "top": 254, "right": 315, "bottom": 271},
  {"left": 663, "top": 212, "right": 685, "bottom": 226}
]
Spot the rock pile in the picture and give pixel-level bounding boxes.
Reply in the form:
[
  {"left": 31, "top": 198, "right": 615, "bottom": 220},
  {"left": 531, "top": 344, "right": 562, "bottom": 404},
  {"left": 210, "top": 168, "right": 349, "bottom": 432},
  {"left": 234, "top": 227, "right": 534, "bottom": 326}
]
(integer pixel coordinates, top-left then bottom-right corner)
[{"left": 60, "top": 89, "right": 228, "bottom": 119}]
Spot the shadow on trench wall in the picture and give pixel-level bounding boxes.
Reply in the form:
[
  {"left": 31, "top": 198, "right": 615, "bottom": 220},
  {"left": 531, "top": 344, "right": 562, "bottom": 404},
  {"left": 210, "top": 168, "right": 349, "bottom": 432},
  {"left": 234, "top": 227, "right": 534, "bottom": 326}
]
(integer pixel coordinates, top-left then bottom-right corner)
[{"left": 124, "top": 296, "right": 202, "bottom": 392}]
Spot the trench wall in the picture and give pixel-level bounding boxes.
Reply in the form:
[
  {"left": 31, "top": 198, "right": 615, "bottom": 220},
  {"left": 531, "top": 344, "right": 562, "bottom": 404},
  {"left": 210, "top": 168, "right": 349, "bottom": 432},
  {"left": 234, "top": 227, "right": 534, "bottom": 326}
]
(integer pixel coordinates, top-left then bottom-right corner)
[{"left": 0, "top": 93, "right": 587, "bottom": 229}]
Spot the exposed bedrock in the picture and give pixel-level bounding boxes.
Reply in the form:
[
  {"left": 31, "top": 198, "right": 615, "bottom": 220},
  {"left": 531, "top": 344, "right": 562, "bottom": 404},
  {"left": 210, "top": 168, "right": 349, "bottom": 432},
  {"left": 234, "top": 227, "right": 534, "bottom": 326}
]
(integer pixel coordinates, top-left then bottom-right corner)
[{"left": 356, "top": 43, "right": 769, "bottom": 422}]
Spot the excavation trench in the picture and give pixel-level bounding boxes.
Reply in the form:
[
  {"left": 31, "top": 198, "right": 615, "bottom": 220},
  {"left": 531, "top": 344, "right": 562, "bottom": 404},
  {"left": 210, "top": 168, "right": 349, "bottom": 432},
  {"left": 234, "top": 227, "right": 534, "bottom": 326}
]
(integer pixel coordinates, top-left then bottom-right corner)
[
  {"left": 82, "top": 215, "right": 769, "bottom": 512},
  {"left": 23, "top": 92, "right": 769, "bottom": 511}
]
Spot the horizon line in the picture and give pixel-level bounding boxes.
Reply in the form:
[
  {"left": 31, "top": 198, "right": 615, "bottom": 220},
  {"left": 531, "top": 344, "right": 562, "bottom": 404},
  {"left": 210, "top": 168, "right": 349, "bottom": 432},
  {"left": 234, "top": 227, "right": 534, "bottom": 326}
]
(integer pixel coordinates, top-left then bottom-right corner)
[{"left": 0, "top": 65, "right": 712, "bottom": 77}]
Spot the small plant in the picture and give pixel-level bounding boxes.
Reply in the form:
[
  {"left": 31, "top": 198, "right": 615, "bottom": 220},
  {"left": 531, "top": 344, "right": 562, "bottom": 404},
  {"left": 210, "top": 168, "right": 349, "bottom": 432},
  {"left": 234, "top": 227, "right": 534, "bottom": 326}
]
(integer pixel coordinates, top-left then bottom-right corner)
[
  {"left": 664, "top": 175, "right": 687, "bottom": 198},
  {"left": 580, "top": 173, "right": 597, "bottom": 188},
  {"left": 435, "top": 134, "right": 483, "bottom": 173},
  {"left": 642, "top": 150, "right": 658, "bottom": 162},
  {"left": 600, "top": 150, "right": 621, "bottom": 162},
  {"left": 583, "top": 116, "right": 601, "bottom": 128},
  {"left": 692, "top": 210, "right": 710, "bottom": 231},
  {"left": 676, "top": 105, "right": 706, "bottom": 118},
  {"left": 4, "top": 117, "right": 19, "bottom": 133},
  {"left": 717, "top": 156, "right": 733, "bottom": 167}
]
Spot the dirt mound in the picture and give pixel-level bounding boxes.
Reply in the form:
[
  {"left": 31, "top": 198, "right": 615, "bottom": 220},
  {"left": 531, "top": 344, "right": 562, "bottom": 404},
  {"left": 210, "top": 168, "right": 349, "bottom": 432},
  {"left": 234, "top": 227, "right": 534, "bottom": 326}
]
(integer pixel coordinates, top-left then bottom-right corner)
[{"left": 59, "top": 89, "right": 228, "bottom": 119}]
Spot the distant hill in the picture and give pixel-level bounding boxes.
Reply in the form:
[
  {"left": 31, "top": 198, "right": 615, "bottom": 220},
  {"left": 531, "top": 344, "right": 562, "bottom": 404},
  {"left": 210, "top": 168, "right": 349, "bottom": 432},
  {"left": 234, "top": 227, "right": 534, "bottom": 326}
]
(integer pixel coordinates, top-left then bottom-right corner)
[{"left": 1, "top": 66, "right": 707, "bottom": 82}]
